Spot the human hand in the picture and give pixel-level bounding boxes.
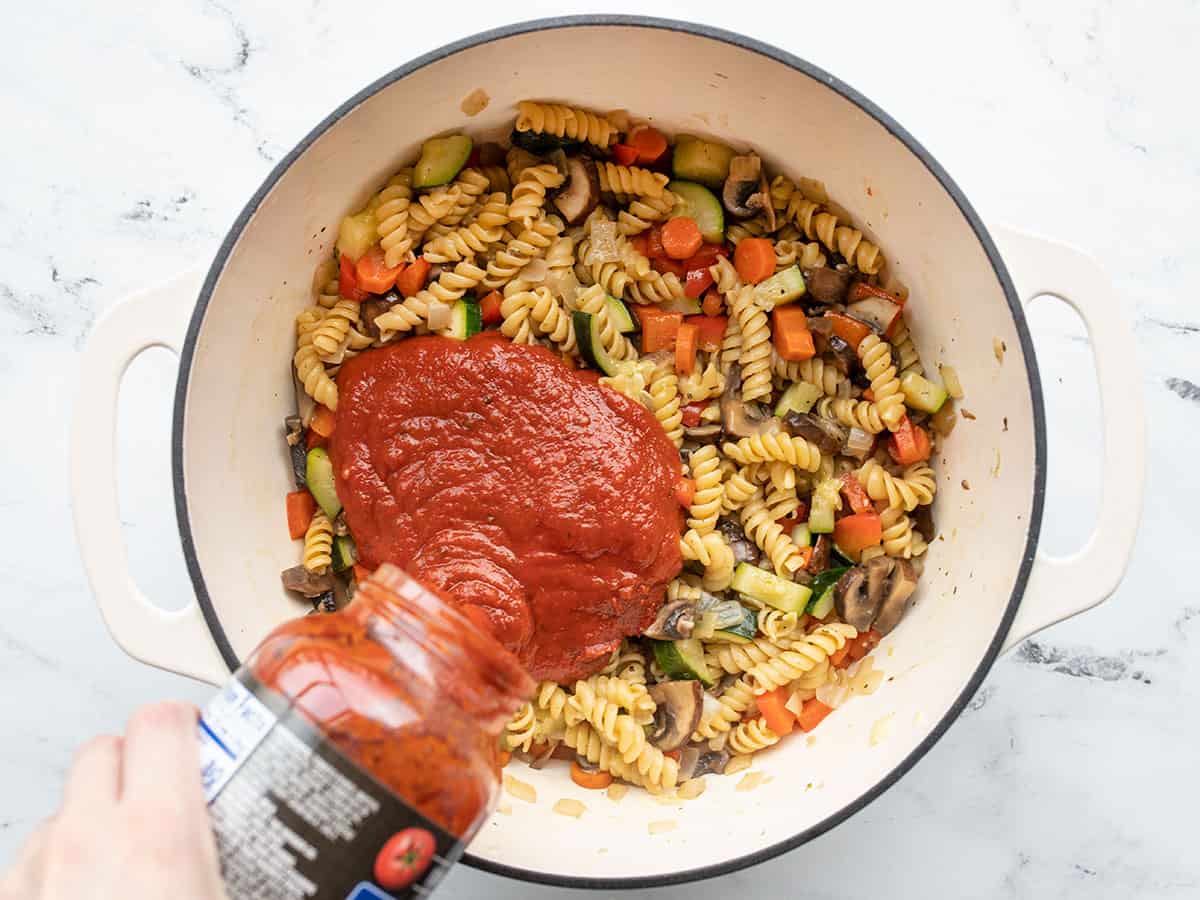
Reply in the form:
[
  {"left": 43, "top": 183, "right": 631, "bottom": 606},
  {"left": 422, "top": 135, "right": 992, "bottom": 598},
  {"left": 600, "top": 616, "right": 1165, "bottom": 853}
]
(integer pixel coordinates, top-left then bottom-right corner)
[{"left": 0, "top": 701, "right": 227, "bottom": 900}]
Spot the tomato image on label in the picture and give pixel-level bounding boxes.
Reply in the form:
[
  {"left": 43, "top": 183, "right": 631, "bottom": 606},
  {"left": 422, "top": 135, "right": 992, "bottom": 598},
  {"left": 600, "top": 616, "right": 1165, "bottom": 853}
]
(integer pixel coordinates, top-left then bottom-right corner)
[{"left": 373, "top": 827, "right": 436, "bottom": 891}]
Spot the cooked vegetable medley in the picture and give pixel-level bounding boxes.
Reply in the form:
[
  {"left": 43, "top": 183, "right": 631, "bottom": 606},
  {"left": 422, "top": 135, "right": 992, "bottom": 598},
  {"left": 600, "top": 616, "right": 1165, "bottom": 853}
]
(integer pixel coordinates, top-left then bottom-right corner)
[{"left": 284, "top": 99, "right": 955, "bottom": 796}]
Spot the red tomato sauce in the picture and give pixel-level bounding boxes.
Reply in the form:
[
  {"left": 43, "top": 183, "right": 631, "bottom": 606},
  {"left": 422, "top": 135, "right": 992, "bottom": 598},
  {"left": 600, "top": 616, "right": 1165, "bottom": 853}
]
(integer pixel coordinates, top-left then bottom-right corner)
[{"left": 331, "top": 334, "right": 682, "bottom": 682}]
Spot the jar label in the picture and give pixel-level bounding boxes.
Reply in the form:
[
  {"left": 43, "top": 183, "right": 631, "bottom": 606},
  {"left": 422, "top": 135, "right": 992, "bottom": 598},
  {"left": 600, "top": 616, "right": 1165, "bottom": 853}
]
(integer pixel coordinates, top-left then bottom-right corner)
[{"left": 198, "top": 673, "right": 464, "bottom": 900}]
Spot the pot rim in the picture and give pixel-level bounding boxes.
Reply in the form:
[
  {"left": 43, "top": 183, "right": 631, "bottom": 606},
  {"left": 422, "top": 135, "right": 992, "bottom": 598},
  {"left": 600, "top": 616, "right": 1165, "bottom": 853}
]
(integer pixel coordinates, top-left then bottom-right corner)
[{"left": 172, "top": 14, "right": 1046, "bottom": 890}]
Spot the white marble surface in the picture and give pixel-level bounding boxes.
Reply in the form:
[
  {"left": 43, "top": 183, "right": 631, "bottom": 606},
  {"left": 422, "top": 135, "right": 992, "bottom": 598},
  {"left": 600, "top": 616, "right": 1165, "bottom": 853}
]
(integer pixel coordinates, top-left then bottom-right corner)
[{"left": 2, "top": 0, "right": 1196, "bottom": 896}]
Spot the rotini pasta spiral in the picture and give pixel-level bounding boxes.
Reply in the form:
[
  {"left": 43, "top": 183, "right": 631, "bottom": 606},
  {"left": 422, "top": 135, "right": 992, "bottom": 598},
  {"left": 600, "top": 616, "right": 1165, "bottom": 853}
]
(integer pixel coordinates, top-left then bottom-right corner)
[
  {"left": 479, "top": 164, "right": 510, "bottom": 195},
  {"left": 728, "top": 716, "right": 781, "bottom": 755},
  {"left": 575, "top": 284, "right": 636, "bottom": 362},
  {"left": 729, "top": 285, "right": 772, "bottom": 403},
  {"left": 562, "top": 721, "right": 651, "bottom": 790},
  {"left": 741, "top": 489, "right": 806, "bottom": 575},
  {"left": 566, "top": 678, "right": 626, "bottom": 736},
  {"left": 763, "top": 480, "right": 800, "bottom": 521},
  {"left": 667, "top": 575, "right": 704, "bottom": 604},
  {"left": 312, "top": 297, "right": 360, "bottom": 363},
  {"left": 890, "top": 314, "right": 923, "bottom": 377},
  {"left": 596, "top": 162, "right": 669, "bottom": 199},
  {"left": 601, "top": 642, "right": 648, "bottom": 686},
  {"left": 420, "top": 192, "right": 509, "bottom": 263},
  {"left": 581, "top": 674, "right": 656, "bottom": 725},
  {"left": 856, "top": 459, "right": 930, "bottom": 511},
  {"left": 758, "top": 609, "right": 802, "bottom": 643},
  {"left": 686, "top": 445, "right": 723, "bottom": 535},
  {"left": 725, "top": 214, "right": 772, "bottom": 246},
  {"left": 766, "top": 460, "right": 795, "bottom": 492},
  {"left": 515, "top": 100, "right": 618, "bottom": 149},
  {"left": 719, "top": 315, "right": 742, "bottom": 376},
  {"left": 612, "top": 714, "right": 679, "bottom": 789},
  {"left": 375, "top": 170, "right": 414, "bottom": 267},
  {"left": 706, "top": 636, "right": 787, "bottom": 675},
  {"left": 616, "top": 191, "right": 676, "bottom": 236},
  {"left": 902, "top": 463, "right": 937, "bottom": 505},
  {"left": 499, "top": 289, "right": 538, "bottom": 345},
  {"left": 313, "top": 259, "right": 340, "bottom": 308},
  {"left": 648, "top": 362, "right": 683, "bottom": 447},
  {"left": 709, "top": 256, "right": 743, "bottom": 294},
  {"left": 817, "top": 396, "right": 886, "bottom": 434},
  {"left": 745, "top": 623, "right": 858, "bottom": 693},
  {"left": 770, "top": 175, "right": 884, "bottom": 275},
  {"left": 692, "top": 677, "right": 756, "bottom": 740},
  {"left": 484, "top": 214, "right": 564, "bottom": 288},
  {"left": 773, "top": 352, "right": 846, "bottom": 396},
  {"left": 505, "top": 702, "right": 537, "bottom": 751},
  {"left": 857, "top": 334, "right": 905, "bottom": 430},
  {"left": 406, "top": 184, "right": 462, "bottom": 246},
  {"left": 626, "top": 269, "right": 685, "bottom": 305},
  {"left": 508, "top": 164, "right": 566, "bottom": 226},
  {"left": 723, "top": 433, "right": 824, "bottom": 472},
  {"left": 535, "top": 680, "right": 571, "bottom": 723},
  {"left": 424, "top": 169, "right": 490, "bottom": 239},
  {"left": 526, "top": 286, "right": 576, "bottom": 354},
  {"left": 879, "top": 505, "right": 915, "bottom": 558},
  {"left": 679, "top": 357, "right": 723, "bottom": 402},
  {"left": 700, "top": 533, "right": 735, "bottom": 592},
  {"left": 302, "top": 509, "right": 334, "bottom": 573},
  {"left": 294, "top": 308, "right": 338, "bottom": 410},
  {"left": 722, "top": 463, "right": 764, "bottom": 513}
]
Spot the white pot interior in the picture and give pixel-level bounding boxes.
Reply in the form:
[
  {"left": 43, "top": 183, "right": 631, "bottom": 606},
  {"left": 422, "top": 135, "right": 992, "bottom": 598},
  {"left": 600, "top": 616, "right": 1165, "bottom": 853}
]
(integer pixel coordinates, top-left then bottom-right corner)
[{"left": 179, "top": 21, "right": 1038, "bottom": 883}]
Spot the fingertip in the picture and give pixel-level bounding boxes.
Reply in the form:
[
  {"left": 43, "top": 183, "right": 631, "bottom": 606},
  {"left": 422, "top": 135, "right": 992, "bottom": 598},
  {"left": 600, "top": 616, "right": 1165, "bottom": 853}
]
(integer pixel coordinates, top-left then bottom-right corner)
[{"left": 126, "top": 701, "right": 198, "bottom": 739}]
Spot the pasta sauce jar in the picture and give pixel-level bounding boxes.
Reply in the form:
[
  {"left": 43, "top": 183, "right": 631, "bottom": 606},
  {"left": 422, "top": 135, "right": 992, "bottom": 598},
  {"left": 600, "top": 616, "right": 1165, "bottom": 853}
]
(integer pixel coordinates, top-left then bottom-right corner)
[{"left": 196, "top": 564, "right": 534, "bottom": 900}]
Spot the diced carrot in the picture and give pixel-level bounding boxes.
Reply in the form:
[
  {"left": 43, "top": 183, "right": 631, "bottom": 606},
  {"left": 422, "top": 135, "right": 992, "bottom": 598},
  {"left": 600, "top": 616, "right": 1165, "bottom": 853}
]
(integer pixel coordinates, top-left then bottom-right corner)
[
  {"left": 798, "top": 699, "right": 834, "bottom": 733},
  {"left": 664, "top": 749, "right": 682, "bottom": 762},
  {"left": 826, "top": 312, "right": 873, "bottom": 350},
  {"left": 887, "top": 416, "right": 932, "bottom": 465},
  {"left": 675, "top": 477, "right": 696, "bottom": 508},
  {"left": 849, "top": 281, "right": 905, "bottom": 306},
  {"left": 653, "top": 256, "right": 688, "bottom": 277},
  {"left": 684, "top": 265, "right": 715, "bottom": 299},
  {"left": 772, "top": 306, "right": 816, "bottom": 361},
  {"left": 675, "top": 322, "right": 698, "bottom": 375},
  {"left": 646, "top": 225, "right": 667, "bottom": 259},
  {"left": 795, "top": 545, "right": 814, "bottom": 569},
  {"left": 830, "top": 645, "right": 852, "bottom": 669},
  {"left": 687, "top": 314, "right": 727, "bottom": 352},
  {"left": 338, "top": 253, "right": 369, "bottom": 301},
  {"left": 733, "top": 237, "right": 775, "bottom": 285},
  {"left": 701, "top": 289, "right": 724, "bottom": 317},
  {"left": 847, "top": 629, "right": 882, "bottom": 661},
  {"left": 570, "top": 760, "right": 614, "bottom": 790},
  {"left": 310, "top": 404, "right": 337, "bottom": 438},
  {"left": 636, "top": 307, "right": 683, "bottom": 353},
  {"left": 497, "top": 749, "right": 512, "bottom": 768},
  {"left": 397, "top": 257, "right": 431, "bottom": 297},
  {"left": 353, "top": 563, "right": 373, "bottom": 583},
  {"left": 306, "top": 429, "right": 327, "bottom": 450},
  {"left": 354, "top": 245, "right": 404, "bottom": 294},
  {"left": 862, "top": 388, "right": 875, "bottom": 401},
  {"left": 757, "top": 687, "right": 796, "bottom": 736},
  {"left": 630, "top": 233, "right": 650, "bottom": 258},
  {"left": 479, "top": 290, "right": 503, "bottom": 326},
  {"left": 840, "top": 472, "right": 873, "bottom": 514},
  {"left": 611, "top": 143, "right": 640, "bottom": 167},
  {"left": 833, "top": 512, "right": 883, "bottom": 556},
  {"left": 286, "top": 490, "right": 317, "bottom": 540},
  {"left": 662, "top": 217, "right": 704, "bottom": 260},
  {"left": 627, "top": 125, "right": 669, "bottom": 165},
  {"left": 681, "top": 401, "right": 707, "bottom": 427},
  {"left": 794, "top": 500, "right": 809, "bottom": 522}
]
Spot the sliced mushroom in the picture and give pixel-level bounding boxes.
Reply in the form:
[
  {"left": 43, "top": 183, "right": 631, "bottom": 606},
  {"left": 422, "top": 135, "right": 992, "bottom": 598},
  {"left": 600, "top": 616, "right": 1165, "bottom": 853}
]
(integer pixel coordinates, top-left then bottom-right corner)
[
  {"left": 553, "top": 156, "right": 600, "bottom": 225},
  {"left": 717, "top": 518, "right": 760, "bottom": 564},
  {"left": 723, "top": 154, "right": 765, "bottom": 217},
  {"left": 692, "top": 748, "right": 731, "bottom": 777},
  {"left": 804, "top": 266, "right": 852, "bottom": 304},
  {"left": 782, "top": 411, "right": 845, "bottom": 454},
  {"left": 833, "top": 566, "right": 880, "bottom": 631},
  {"left": 647, "top": 681, "right": 703, "bottom": 751},
  {"left": 826, "top": 334, "right": 858, "bottom": 375},
  {"left": 807, "top": 534, "right": 831, "bottom": 574},
  {"left": 284, "top": 415, "right": 304, "bottom": 447},
  {"left": 874, "top": 558, "right": 919, "bottom": 635},
  {"left": 643, "top": 600, "right": 697, "bottom": 640},
  {"left": 911, "top": 504, "right": 936, "bottom": 543},
  {"left": 720, "top": 366, "right": 780, "bottom": 439},
  {"left": 281, "top": 565, "right": 336, "bottom": 598},
  {"left": 332, "top": 512, "right": 350, "bottom": 537},
  {"left": 360, "top": 295, "right": 396, "bottom": 339}
]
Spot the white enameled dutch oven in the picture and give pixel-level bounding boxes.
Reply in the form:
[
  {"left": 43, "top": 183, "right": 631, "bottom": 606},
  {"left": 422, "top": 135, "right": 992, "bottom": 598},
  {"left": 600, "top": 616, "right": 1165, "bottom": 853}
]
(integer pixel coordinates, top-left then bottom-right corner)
[{"left": 70, "top": 16, "right": 1144, "bottom": 889}]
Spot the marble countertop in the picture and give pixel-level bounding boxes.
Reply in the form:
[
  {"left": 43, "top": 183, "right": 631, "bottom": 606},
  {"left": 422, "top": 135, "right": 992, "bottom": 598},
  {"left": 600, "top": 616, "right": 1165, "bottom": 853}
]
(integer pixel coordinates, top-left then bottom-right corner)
[{"left": 3, "top": 0, "right": 1196, "bottom": 896}]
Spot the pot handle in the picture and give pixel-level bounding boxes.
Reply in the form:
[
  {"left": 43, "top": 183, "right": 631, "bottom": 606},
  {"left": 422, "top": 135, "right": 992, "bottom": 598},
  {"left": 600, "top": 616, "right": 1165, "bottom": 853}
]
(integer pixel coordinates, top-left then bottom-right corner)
[
  {"left": 71, "top": 268, "right": 229, "bottom": 685},
  {"left": 992, "top": 227, "right": 1144, "bottom": 653}
]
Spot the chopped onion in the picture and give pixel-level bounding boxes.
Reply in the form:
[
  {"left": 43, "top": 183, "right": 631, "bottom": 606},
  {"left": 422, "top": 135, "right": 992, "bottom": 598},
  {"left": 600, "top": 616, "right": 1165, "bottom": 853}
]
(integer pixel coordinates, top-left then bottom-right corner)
[
  {"left": 993, "top": 337, "right": 1006, "bottom": 364},
  {"left": 677, "top": 778, "right": 707, "bottom": 800},
  {"left": 677, "top": 746, "right": 701, "bottom": 781},
  {"left": 553, "top": 798, "right": 586, "bottom": 818},
  {"left": 426, "top": 300, "right": 452, "bottom": 331},
  {"left": 725, "top": 754, "right": 752, "bottom": 775},
  {"left": 940, "top": 364, "right": 964, "bottom": 399},
  {"left": 503, "top": 774, "right": 537, "bottom": 803},
  {"left": 736, "top": 771, "right": 766, "bottom": 792},
  {"left": 586, "top": 220, "right": 620, "bottom": 263},
  {"left": 844, "top": 426, "right": 874, "bottom": 458},
  {"left": 700, "top": 692, "right": 723, "bottom": 722},
  {"left": 606, "top": 783, "right": 628, "bottom": 803},
  {"left": 528, "top": 740, "right": 559, "bottom": 770},
  {"left": 836, "top": 376, "right": 853, "bottom": 400},
  {"left": 459, "top": 87, "right": 490, "bottom": 117},
  {"left": 648, "top": 820, "right": 677, "bottom": 835},
  {"left": 784, "top": 689, "right": 807, "bottom": 718},
  {"left": 523, "top": 257, "right": 549, "bottom": 283},
  {"left": 546, "top": 269, "right": 581, "bottom": 307}
]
